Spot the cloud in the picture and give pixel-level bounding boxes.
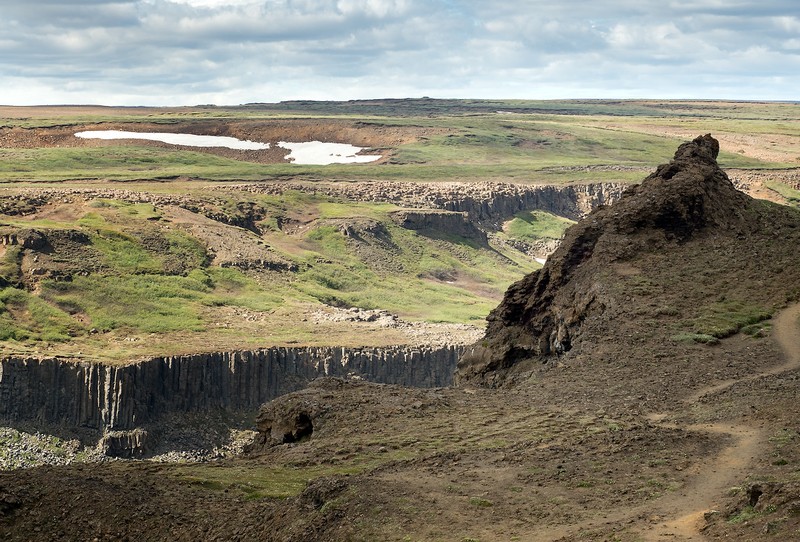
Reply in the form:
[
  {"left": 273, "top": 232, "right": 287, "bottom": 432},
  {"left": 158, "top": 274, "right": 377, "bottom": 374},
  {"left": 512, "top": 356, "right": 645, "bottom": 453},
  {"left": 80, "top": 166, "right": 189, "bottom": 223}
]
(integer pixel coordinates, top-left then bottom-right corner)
[{"left": 0, "top": 0, "right": 797, "bottom": 105}]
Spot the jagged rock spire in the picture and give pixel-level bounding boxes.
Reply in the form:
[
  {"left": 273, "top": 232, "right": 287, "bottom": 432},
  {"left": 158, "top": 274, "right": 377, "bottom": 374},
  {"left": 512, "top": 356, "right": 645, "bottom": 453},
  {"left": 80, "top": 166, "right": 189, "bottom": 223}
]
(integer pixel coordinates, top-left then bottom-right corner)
[{"left": 456, "top": 135, "right": 753, "bottom": 386}]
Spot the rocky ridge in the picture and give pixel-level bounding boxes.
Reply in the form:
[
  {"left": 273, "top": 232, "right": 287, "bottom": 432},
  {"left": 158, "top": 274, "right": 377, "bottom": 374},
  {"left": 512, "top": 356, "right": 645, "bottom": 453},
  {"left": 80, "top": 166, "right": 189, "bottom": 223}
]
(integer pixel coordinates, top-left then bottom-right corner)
[
  {"left": 456, "top": 134, "right": 795, "bottom": 385},
  {"left": 231, "top": 180, "right": 626, "bottom": 225}
]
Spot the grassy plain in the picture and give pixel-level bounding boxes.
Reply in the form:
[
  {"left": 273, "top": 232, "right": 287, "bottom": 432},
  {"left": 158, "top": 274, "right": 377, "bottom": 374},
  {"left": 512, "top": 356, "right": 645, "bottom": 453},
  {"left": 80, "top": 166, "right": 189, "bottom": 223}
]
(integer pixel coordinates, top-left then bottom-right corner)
[
  {"left": 1, "top": 99, "right": 799, "bottom": 362},
  {"left": 2, "top": 99, "right": 796, "bottom": 183}
]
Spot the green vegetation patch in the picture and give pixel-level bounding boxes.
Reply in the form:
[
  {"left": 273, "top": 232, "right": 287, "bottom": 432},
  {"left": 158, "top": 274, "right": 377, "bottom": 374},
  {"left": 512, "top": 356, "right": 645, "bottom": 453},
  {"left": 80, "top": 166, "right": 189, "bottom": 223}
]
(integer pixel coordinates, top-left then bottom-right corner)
[
  {"left": 689, "top": 300, "right": 772, "bottom": 339},
  {"left": 89, "top": 199, "right": 163, "bottom": 220},
  {"left": 88, "top": 227, "right": 164, "bottom": 274},
  {"left": 78, "top": 207, "right": 207, "bottom": 274},
  {"left": 0, "top": 245, "right": 22, "bottom": 285},
  {"left": 172, "top": 461, "right": 371, "bottom": 500},
  {"left": 727, "top": 504, "right": 778, "bottom": 525},
  {"left": 670, "top": 333, "right": 720, "bottom": 345},
  {"left": 0, "top": 287, "right": 83, "bottom": 342},
  {"left": 765, "top": 180, "right": 800, "bottom": 206},
  {"left": 0, "top": 146, "right": 269, "bottom": 182},
  {"left": 296, "top": 220, "right": 528, "bottom": 322},
  {"left": 200, "top": 268, "right": 285, "bottom": 312},
  {"left": 43, "top": 274, "right": 208, "bottom": 333},
  {"left": 504, "top": 210, "right": 576, "bottom": 241},
  {"left": 41, "top": 267, "right": 284, "bottom": 335}
]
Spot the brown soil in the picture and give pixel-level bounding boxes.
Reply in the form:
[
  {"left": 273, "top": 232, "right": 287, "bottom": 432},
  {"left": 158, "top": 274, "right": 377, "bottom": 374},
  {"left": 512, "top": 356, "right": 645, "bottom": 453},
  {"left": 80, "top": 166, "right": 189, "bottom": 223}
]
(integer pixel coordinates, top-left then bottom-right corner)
[{"left": 635, "top": 302, "right": 800, "bottom": 541}]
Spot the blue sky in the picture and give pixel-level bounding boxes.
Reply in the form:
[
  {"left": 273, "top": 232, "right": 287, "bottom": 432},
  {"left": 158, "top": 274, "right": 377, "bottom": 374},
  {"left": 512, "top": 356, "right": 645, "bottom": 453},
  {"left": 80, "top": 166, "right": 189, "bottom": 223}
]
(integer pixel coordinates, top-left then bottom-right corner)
[{"left": 1, "top": 0, "right": 798, "bottom": 105}]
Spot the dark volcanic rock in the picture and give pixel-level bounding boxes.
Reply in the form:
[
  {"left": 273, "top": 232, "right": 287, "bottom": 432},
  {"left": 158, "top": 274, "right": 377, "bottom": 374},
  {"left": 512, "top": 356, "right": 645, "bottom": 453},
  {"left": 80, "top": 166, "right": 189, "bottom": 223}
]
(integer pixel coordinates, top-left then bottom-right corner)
[
  {"left": 0, "top": 345, "right": 462, "bottom": 432},
  {"left": 390, "top": 209, "right": 488, "bottom": 243},
  {"left": 100, "top": 429, "right": 149, "bottom": 459},
  {"left": 455, "top": 135, "right": 759, "bottom": 385}
]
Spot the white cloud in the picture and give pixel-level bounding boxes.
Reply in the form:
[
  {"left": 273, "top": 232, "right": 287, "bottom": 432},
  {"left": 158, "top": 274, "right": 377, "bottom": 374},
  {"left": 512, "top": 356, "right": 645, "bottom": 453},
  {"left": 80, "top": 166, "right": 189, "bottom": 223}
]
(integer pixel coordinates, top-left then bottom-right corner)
[
  {"left": 783, "top": 39, "right": 800, "bottom": 50},
  {"left": 166, "top": 0, "right": 257, "bottom": 7},
  {"left": 336, "top": 0, "right": 412, "bottom": 17},
  {"left": 773, "top": 16, "right": 800, "bottom": 32},
  {"left": 0, "top": 0, "right": 798, "bottom": 105}
]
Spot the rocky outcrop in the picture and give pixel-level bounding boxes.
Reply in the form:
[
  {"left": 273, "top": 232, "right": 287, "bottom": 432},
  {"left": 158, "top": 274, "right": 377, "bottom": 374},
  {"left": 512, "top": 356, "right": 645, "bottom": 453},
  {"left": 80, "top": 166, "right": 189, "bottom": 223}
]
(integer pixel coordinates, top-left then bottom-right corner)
[
  {"left": 0, "top": 345, "right": 461, "bottom": 431},
  {"left": 456, "top": 135, "right": 757, "bottom": 385},
  {"left": 437, "top": 183, "right": 624, "bottom": 225},
  {"left": 390, "top": 209, "right": 488, "bottom": 243},
  {"left": 236, "top": 181, "right": 626, "bottom": 226},
  {"left": 100, "top": 428, "right": 149, "bottom": 458}
]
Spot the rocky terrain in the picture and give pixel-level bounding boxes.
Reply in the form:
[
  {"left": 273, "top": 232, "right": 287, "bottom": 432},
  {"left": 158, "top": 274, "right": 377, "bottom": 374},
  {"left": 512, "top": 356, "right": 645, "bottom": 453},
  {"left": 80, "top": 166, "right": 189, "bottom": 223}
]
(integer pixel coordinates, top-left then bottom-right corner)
[
  {"left": 1, "top": 134, "right": 799, "bottom": 541},
  {"left": 457, "top": 134, "right": 785, "bottom": 383}
]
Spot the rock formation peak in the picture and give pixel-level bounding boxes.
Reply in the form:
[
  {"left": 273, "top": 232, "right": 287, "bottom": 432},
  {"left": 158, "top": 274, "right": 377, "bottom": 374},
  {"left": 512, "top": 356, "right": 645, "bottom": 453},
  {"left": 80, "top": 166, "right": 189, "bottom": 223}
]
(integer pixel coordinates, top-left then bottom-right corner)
[{"left": 456, "top": 134, "right": 758, "bottom": 385}]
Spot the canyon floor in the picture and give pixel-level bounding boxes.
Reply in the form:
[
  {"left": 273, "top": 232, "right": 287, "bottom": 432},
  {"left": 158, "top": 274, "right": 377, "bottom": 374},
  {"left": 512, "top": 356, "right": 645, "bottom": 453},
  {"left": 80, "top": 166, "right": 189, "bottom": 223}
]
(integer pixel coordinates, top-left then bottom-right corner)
[{"left": 1, "top": 102, "right": 800, "bottom": 541}]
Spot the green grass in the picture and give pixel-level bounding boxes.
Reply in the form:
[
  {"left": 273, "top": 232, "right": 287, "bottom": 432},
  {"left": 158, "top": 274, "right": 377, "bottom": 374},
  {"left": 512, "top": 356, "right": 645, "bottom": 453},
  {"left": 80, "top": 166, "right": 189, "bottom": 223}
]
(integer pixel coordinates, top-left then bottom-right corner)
[
  {"left": 317, "top": 201, "right": 396, "bottom": 220},
  {"left": 0, "top": 180, "right": 535, "bottom": 354},
  {"left": 43, "top": 274, "right": 208, "bottom": 333},
  {"left": 727, "top": 505, "right": 776, "bottom": 524},
  {"left": 295, "top": 219, "right": 530, "bottom": 322},
  {"left": 36, "top": 179, "right": 511, "bottom": 337},
  {"left": 765, "top": 181, "right": 800, "bottom": 205},
  {"left": 0, "top": 146, "right": 270, "bottom": 181},
  {"left": 41, "top": 267, "right": 285, "bottom": 335},
  {"left": 89, "top": 228, "right": 164, "bottom": 273},
  {"left": 468, "top": 497, "right": 493, "bottom": 507},
  {"left": 172, "top": 459, "right": 381, "bottom": 500},
  {"left": 0, "top": 245, "right": 22, "bottom": 285},
  {"left": 7, "top": 200, "right": 288, "bottom": 340},
  {"left": 689, "top": 300, "right": 772, "bottom": 339},
  {"left": 671, "top": 333, "right": 720, "bottom": 345},
  {"left": 0, "top": 287, "right": 83, "bottom": 342},
  {"left": 89, "top": 199, "right": 163, "bottom": 220},
  {"left": 504, "top": 211, "right": 576, "bottom": 241},
  {"left": 1, "top": 99, "right": 791, "bottom": 184},
  {"left": 76, "top": 204, "right": 207, "bottom": 274}
]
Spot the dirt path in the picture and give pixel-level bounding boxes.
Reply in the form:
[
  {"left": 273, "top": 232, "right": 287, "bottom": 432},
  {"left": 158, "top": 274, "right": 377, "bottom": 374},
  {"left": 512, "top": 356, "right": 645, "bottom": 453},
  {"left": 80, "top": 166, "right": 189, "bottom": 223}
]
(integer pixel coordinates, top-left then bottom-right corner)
[
  {"left": 637, "top": 423, "right": 761, "bottom": 541},
  {"left": 541, "top": 304, "right": 800, "bottom": 541},
  {"left": 686, "top": 304, "right": 800, "bottom": 404},
  {"left": 631, "top": 303, "right": 800, "bottom": 540},
  {"left": 769, "top": 303, "right": 800, "bottom": 371}
]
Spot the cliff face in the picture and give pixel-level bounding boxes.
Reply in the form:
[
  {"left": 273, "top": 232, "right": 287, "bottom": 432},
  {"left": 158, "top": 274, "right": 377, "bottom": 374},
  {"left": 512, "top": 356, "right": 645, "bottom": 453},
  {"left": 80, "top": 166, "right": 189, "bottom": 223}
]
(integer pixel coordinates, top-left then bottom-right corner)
[
  {"left": 455, "top": 135, "right": 762, "bottom": 385},
  {"left": 431, "top": 183, "right": 625, "bottom": 224},
  {"left": 390, "top": 210, "right": 488, "bottom": 243},
  {"left": 0, "top": 345, "right": 461, "bottom": 431},
  {"left": 238, "top": 181, "right": 626, "bottom": 225}
]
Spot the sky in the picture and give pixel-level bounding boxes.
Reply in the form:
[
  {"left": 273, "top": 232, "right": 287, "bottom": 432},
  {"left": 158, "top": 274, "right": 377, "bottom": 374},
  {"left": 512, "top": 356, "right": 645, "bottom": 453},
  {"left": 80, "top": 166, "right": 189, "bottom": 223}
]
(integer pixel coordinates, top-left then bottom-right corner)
[{"left": 1, "top": 0, "right": 799, "bottom": 106}]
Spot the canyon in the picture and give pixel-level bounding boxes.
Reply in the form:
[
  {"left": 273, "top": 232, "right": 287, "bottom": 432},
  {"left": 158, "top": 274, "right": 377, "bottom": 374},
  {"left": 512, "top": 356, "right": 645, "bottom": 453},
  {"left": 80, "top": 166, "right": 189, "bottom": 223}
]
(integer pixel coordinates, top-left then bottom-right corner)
[{"left": 2, "top": 101, "right": 800, "bottom": 541}]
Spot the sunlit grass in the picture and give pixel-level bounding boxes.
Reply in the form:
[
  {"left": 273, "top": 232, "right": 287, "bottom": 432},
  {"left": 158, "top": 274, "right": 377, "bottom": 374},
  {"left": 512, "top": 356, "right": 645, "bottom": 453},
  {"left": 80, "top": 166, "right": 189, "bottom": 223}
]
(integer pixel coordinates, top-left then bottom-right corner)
[
  {"left": 1, "top": 99, "right": 798, "bottom": 360},
  {"left": 504, "top": 211, "right": 576, "bottom": 241}
]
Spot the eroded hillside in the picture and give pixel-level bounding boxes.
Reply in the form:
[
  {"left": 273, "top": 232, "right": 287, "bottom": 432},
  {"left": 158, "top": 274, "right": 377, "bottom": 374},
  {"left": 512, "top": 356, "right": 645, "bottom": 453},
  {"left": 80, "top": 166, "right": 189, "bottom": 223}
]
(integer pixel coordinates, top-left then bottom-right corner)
[{"left": 0, "top": 178, "right": 628, "bottom": 362}]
